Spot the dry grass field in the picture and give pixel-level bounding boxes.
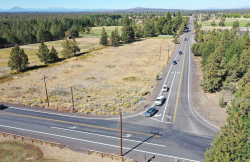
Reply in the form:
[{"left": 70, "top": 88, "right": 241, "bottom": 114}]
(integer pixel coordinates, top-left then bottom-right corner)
[
  {"left": 0, "top": 137, "right": 131, "bottom": 162},
  {"left": 0, "top": 37, "right": 101, "bottom": 74},
  {"left": 0, "top": 38, "right": 176, "bottom": 115}
]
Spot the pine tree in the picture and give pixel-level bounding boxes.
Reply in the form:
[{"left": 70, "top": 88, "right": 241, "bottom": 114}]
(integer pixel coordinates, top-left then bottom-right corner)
[
  {"left": 109, "top": 31, "right": 116, "bottom": 46},
  {"left": 121, "top": 16, "right": 135, "bottom": 43},
  {"left": 61, "top": 39, "right": 72, "bottom": 58},
  {"left": 36, "top": 42, "right": 50, "bottom": 64},
  {"left": 99, "top": 27, "right": 108, "bottom": 46},
  {"left": 71, "top": 37, "right": 80, "bottom": 55},
  {"left": 48, "top": 46, "right": 59, "bottom": 63},
  {"left": 8, "top": 45, "right": 29, "bottom": 71},
  {"left": 204, "top": 112, "right": 250, "bottom": 162},
  {"left": 114, "top": 27, "right": 120, "bottom": 42}
]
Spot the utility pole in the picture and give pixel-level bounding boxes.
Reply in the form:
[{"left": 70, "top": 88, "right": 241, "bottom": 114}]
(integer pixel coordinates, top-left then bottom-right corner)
[
  {"left": 71, "top": 87, "right": 74, "bottom": 113},
  {"left": 167, "top": 47, "right": 170, "bottom": 64},
  {"left": 120, "top": 109, "right": 123, "bottom": 156},
  {"left": 159, "top": 46, "right": 161, "bottom": 61},
  {"left": 42, "top": 75, "right": 49, "bottom": 108}
]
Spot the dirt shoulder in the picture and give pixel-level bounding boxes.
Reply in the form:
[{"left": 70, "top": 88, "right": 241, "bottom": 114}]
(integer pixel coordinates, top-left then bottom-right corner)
[
  {"left": 190, "top": 56, "right": 228, "bottom": 129},
  {"left": 0, "top": 136, "right": 131, "bottom": 162}
]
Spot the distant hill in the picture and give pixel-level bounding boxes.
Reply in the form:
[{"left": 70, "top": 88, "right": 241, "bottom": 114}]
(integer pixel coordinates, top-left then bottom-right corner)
[
  {"left": 123, "top": 7, "right": 184, "bottom": 12},
  {"left": 0, "top": 6, "right": 250, "bottom": 13},
  {"left": 8, "top": 6, "right": 27, "bottom": 12}
]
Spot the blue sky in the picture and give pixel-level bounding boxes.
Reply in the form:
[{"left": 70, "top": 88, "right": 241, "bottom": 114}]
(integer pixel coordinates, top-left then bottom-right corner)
[{"left": 1, "top": 0, "right": 250, "bottom": 10}]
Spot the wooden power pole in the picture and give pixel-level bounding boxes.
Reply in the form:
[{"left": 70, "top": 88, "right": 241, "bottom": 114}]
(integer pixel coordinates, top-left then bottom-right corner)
[
  {"left": 168, "top": 47, "right": 170, "bottom": 64},
  {"left": 42, "top": 75, "right": 49, "bottom": 108},
  {"left": 120, "top": 110, "right": 123, "bottom": 156},
  {"left": 71, "top": 87, "right": 74, "bottom": 112},
  {"left": 159, "top": 46, "right": 161, "bottom": 61}
]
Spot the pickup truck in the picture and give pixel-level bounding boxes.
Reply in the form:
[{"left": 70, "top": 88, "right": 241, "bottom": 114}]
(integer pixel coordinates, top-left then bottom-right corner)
[{"left": 155, "top": 96, "right": 165, "bottom": 106}]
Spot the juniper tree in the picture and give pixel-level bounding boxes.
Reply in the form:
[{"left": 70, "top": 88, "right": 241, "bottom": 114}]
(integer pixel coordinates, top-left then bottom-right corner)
[
  {"left": 71, "top": 37, "right": 80, "bottom": 55},
  {"left": 8, "top": 45, "right": 29, "bottom": 71},
  {"left": 36, "top": 42, "right": 50, "bottom": 64},
  {"left": 48, "top": 46, "right": 59, "bottom": 63},
  {"left": 99, "top": 27, "right": 108, "bottom": 46},
  {"left": 204, "top": 112, "right": 250, "bottom": 162}
]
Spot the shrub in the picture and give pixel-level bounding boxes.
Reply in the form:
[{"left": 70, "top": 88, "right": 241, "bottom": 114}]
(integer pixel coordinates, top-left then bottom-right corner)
[
  {"left": 25, "top": 102, "right": 31, "bottom": 106},
  {"left": 219, "top": 96, "right": 226, "bottom": 108},
  {"left": 111, "top": 112, "right": 115, "bottom": 115},
  {"left": 97, "top": 111, "right": 103, "bottom": 115},
  {"left": 116, "top": 112, "right": 120, "bottom": 115},
  {"left": 85, "top": 110, "right": 90, "bottom": 114},
  {"left": 88, "top": 108, "right": 93, "bottom": 111},
  {"left": 156, "top": 74, "right": 159, "bottom": 80},
  {"left": 131, "top": 107, "right": 137, "bottom": 111}
]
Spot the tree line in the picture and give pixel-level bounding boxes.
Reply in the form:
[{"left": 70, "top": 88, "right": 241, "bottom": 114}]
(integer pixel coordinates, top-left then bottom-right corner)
[
  {"left": 191, "top": 27, "right": 250, "bottom": 161},
  {"left": 100, "top": 11, "right": 189, "bottom": 46},
  {"left": 0, "top": 13, "right": 123, "bottom": 48}
]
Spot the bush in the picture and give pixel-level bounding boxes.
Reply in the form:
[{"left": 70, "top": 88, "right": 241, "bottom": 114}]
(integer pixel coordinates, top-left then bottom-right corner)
[
  {"left": 219, "top": 96, "right": 226, "bottom": 108},
  {"left": 156, "top": 74, "right": 159, "bottom": 80},
  {"left": 88, "top": 108, "right": 93, "bottom": 111},
  {"left": 85, "top": 110, "right": 90, "bottom": 114},
  {"left": 111, "top": 112, "right": 115, "bottom": 115}
]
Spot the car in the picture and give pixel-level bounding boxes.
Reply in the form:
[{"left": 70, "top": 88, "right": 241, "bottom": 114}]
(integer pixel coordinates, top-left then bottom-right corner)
[
  {"left": 178, "top": 51, "right": 182, "bottom": 55},
  {"left": 0, "top": 104, "right": 4, "bottom": 110},
  {"left": 155, "top": 96, "right": 165, "bottom": 106},
  {"left": 184, "top": 38, "right": 187, "bottom": 41},
  {"left": 145, "top": 107, "right": 157, "bottom": 117},
  {"left": 162, "top": 85, "right": 169, "bottom": 92},
  {"left": 173, "top": 60, "right": 177, "bottom": 65}
]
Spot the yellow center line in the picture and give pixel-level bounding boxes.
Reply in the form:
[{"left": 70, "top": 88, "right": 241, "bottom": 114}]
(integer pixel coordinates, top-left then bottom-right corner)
[
  {"left": 173, "top": 32, "right": 189, "bottom": 123},
  {"left": 0, "top": 111, "right": 160, "bottom": 137}
]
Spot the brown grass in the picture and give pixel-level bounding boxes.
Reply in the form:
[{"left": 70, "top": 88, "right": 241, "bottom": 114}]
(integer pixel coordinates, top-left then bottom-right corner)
[{"left": 0, "top": 38, "right": 176, "bottom": 115}]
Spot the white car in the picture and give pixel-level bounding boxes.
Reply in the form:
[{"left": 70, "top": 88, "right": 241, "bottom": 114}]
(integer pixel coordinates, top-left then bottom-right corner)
[
  {"left": 155, "top": 96, "right": 165, "bottom": 106},
  {"left": 162, "top": 85, "right": 169, "bottom": 92}
]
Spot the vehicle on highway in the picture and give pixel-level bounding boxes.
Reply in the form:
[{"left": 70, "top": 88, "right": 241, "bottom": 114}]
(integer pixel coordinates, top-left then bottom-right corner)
[
  {"left": 162, "top": 85, "right": 169, "bottom": 92},
  {"left": 155, "top": 96, "right": 165, "bottom": 106},
  {"left": 185, "top": 38, "right": 187, "bottom": 41},
  {"left": 178, "top": 51, "right": 182, "bottom": 55},
  {"left": 145, "top": 107, "right": 157, "bottom": 117},
  {"left": 0, "top": 104, "right": 5, "bottom": 110},
  {"left": 173, "top": 60, "right": 177, "bottom": 65}
]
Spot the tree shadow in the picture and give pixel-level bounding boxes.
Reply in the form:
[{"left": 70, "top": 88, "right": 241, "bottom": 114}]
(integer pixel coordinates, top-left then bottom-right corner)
[
  {"left": 123, "top": 134, "right": 158, "bottom": 156},
  {"left": 23, "top": 65, "right": 48, "bottom": 72}
]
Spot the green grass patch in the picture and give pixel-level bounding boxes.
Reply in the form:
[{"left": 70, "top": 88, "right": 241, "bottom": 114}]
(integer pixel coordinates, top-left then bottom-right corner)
[
  {"left": 200, "top": 19, "right": 250, "bottom": 27},
  {"left": 0, "top": 141, "right": 56, "bottom": 162},
  {"left": 89, "top": 26, "right": 123, "bottom": 35},
  {"left": 106, "top": 65, "right": 116, "bottom": 68},
  {"left": 80, "top": 53, "right": 92, "bottom": 60},
  {"left": 50, "top": 90, "right": 69, "bottom": 96},
  {"left": 86, "top": 77, "right": 96, "bottom": 80},
  {"left": 123, "top": 77, "right": 137, "bottom": 82}
]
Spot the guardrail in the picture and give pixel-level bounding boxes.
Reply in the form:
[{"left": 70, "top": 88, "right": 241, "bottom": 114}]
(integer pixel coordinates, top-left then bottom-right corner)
[
  {"left": 87, "top": 149, "right": 136, "bottom": 162},
  {"left": 0, "top": 131, "right": 66, "bottom": 149}
]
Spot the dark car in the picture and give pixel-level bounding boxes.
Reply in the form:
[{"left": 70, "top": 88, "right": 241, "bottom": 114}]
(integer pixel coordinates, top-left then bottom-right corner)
[
  {"left": 178, "top": 51, "right": 182, "bottom": 55},
  {"left": 145, "top": 107, "right": 157, "bottom": 117},
  {"left": 0, "top": 104, "right": 4, "bottom": 110},
  {"left": 173, "top": 60, "right": 177, "bottom": 65},
  {"left": 184, "top": 38, "right": 187, "bottom": 41}
]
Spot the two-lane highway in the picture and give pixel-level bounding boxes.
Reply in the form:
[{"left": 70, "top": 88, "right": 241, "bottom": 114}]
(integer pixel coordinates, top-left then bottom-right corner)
[{"left": 0, "top": 15, "right": 219, "bottom": 162}]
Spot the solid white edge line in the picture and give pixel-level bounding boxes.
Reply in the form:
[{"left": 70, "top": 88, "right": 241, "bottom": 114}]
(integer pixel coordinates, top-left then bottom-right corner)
[
  {"left": 0, "top": 124, "right": 200, "bottom": 162},
  {"left": 187, "top": 22, "right": 219, "bottom": 132},
  {"left": 50, "top": 126, "right": 167, "bottom": 147},
  {"left": 161, "top": 71, "right": 177, "bottom": 122}
]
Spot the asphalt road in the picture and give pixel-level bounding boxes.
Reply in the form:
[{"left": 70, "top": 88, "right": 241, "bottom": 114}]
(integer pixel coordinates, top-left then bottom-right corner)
[{"left": 0, "top": 15, "right": 220, "bottom": 162}]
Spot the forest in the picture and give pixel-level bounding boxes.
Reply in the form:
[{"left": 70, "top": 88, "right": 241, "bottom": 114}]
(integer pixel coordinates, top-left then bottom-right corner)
[
  {"left": 0, "top": 11, "right": 188, "bottom": 48},
  {"left": 191, "top": 15, "right": 250, "bottom": 161}
]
